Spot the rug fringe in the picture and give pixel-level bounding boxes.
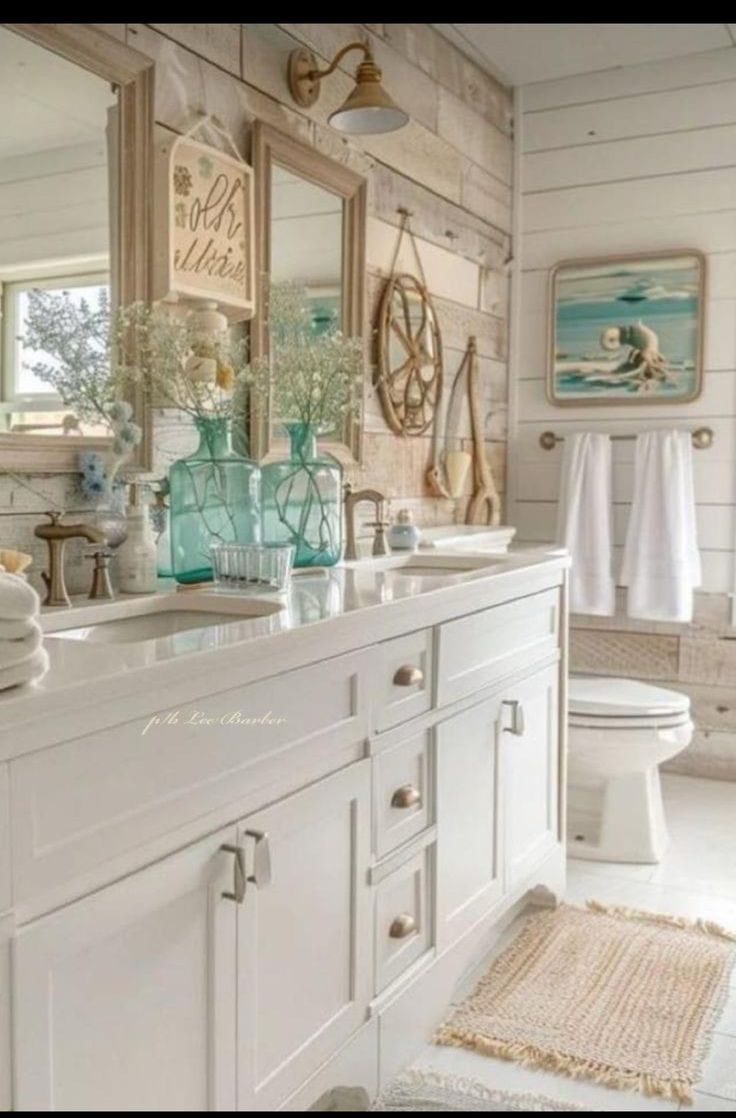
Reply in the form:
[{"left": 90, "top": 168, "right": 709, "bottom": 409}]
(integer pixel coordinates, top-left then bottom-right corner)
[
  {"left": 432, "top": 1027, "right": 693, "bottom": 1103},
  {"left": 585, "top": 899, "right": 736, "bottom": 942}
]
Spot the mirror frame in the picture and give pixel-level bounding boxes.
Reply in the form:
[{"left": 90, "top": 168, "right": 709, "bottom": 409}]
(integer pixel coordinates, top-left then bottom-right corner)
[
  {"left": 250, "top": 122, "right": 367, "bottom": 464},
  {"left": 0, "top": 23, "right": 154, "bottom": 473}
]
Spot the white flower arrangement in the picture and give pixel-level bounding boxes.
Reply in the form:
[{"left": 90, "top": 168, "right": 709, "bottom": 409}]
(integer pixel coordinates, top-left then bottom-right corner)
[{"left": 246, "top": 283, "right": 364, "bottom": 434}]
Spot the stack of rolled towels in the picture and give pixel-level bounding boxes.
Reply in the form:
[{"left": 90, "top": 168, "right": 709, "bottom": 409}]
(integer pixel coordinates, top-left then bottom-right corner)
[{"left": 0, "top": 572, "right": 49, "bottom": 691}]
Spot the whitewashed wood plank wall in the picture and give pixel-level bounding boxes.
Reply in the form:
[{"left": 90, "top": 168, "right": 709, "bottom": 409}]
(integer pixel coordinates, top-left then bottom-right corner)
[
  {"left": 509, "top": 47, "right": 736, "bottom": 777},
  {"left": 0, "top": 22, "right": 513, "bottom": 593}
]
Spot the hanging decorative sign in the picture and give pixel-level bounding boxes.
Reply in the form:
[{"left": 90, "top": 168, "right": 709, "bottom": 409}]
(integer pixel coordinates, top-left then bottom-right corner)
[{"left": 153, "top": 114, "right": 255, "bottom": 321}]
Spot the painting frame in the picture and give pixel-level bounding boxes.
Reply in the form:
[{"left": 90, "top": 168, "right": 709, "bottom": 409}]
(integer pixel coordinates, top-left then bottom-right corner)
[{"left": 547, "top": 249, "right": 706, "bottom": 407}]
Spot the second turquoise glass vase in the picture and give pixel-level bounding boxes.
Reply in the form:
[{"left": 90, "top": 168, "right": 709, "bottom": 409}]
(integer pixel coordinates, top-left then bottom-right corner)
[
  {"left": 262, "top": 423, "right": 342, "bottom": 567},
  {"left": 169, "top": 416, "right": 261, "bottom": 584}
]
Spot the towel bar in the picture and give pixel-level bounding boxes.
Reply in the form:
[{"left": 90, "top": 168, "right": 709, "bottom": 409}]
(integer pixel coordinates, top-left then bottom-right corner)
[{"left": 539, "top": 426, "right": 714, "bottom": 451}]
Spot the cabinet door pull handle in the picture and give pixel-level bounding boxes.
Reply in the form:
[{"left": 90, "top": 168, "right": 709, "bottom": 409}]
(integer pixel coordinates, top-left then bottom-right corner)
[
  {"left": 502, "top": 699, "right": 525, "bottom": 736},
  {"left": 245, "top": 829, "right": 272, "bottom": 888},
  {"left": 391, "top": 784, "right": 422, "bottom": 809},
  {"left": 221, "top": 843, "right": 246, "bottom": 904},
  {"left": 393, "top": 664, "right": 424, "bottom": 687},
  {"left": 389, "top": 912, "right": 417, "bottom": 939}
]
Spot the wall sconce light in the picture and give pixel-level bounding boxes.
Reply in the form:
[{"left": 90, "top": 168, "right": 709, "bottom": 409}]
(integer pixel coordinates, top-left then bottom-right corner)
[{"left": 287, "top": 41, "right": 409, "bottom": 135}]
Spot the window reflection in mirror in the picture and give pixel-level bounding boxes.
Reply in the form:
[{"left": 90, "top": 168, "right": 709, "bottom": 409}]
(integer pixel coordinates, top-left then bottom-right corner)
[{"left": 0, "top": 26, "right": 116, "bottom": 437}]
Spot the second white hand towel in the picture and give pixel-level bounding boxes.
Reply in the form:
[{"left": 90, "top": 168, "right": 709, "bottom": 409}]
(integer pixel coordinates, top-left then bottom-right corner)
[
  {"left": 556, "top": 432, "right": 615, "bottom": 616},
  {"left": 621, "top": 430, "right": 701, "bottom": 622}
]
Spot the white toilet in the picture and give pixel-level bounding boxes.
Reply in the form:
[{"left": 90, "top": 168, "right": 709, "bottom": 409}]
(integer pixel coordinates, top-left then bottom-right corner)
[{"left": 567, "top": 676, "right": 693, "bottom": 864}]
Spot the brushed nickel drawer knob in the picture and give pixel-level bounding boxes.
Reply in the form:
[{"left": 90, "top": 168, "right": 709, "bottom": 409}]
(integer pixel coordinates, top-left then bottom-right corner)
[
  {"left": 391, "top": 784, "right": 421, "bottom": 809},
  {"left": 389, "top": 912, "right": 417, "bottom": 939},
  {"left": 393, "top": 664, "right": 424, "bottom": 687}
]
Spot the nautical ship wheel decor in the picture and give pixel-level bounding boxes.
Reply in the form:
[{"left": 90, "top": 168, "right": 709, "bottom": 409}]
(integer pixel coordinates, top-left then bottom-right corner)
[{"left": 376, "top": 272, "right": 443, "bottom": 436}]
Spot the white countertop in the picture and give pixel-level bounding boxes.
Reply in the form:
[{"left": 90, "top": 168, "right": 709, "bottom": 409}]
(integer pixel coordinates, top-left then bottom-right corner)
[{"left": 0, "top": 545, "right": 568, "bottom": 759}]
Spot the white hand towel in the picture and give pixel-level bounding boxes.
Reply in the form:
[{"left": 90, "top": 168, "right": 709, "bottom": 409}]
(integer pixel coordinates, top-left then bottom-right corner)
[
  {"left": 556, "top": 432, "right": 615, "bottom": 616},
  {"left": 0, "top": 617, "right": 38, "bottom": 640},
  {"left": 0, "top": 646, "right": 49, "bottom": 692},
  {"left": 621, "top": 430, "right": 701, "bottom": 622},
  {"left": 0, "top": 571, "right": 40, "bottom": 620},
  {"left": 0, "top": 618, "right": 43, "bottom": 669}
]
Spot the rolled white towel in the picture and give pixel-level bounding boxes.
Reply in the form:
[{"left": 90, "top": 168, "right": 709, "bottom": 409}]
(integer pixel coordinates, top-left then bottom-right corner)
[
  {"left": 0, "top": 618, "right": 43, "bottom": 669},
  {"left": 0, "top": 571, "right": 40, "bottom": 620},
  {"left": 0, "top": 617, "right": 39, "bottom": 640},
  {"left": 0, "top": 646, "right": 49, "bottom": 692}
]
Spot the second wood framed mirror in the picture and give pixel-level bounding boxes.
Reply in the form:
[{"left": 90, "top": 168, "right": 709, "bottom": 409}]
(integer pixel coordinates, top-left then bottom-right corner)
[
  {"left": 249, "top": 122, "right": 367, "bottom": 464},
  {"left": 0, "top": 23, "right": 154, "bottom": 472}
]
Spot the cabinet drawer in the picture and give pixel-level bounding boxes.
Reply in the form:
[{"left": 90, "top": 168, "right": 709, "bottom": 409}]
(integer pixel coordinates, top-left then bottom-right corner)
[
  {"left": 11, "top": 649, "right": 371, "bottom": 906},
  {"left": 437, "top": 588, "right": 559, "bottom": 706},
  {"left": 374, "top": 846, "right": 431, "bottom": 995},
  {"left": 373, "top": 732, "right": 431, "bottom": 858},
  {"left": 373, "top": 629, "right": 433, "bottom": 733}
]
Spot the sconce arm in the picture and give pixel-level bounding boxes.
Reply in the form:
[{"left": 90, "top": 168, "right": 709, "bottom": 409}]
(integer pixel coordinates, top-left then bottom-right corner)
[{"left": 307, "top": 41, "right": 373, "bottom": 82}]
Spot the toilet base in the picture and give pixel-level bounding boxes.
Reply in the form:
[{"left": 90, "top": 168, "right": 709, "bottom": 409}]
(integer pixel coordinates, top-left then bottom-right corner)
[{"left": 568, "top": 766, "right": 669, "bottom": 864}]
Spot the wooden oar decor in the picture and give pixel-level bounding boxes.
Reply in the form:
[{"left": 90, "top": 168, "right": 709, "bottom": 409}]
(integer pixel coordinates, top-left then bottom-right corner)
[{"left": 465, "top": 336, "right": 501, "bottom": 526}]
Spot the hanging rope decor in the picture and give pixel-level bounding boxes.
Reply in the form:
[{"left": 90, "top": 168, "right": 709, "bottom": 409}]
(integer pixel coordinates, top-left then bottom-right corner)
[{"left": 375, "top": 209, "right": 443, "bottom": 436}]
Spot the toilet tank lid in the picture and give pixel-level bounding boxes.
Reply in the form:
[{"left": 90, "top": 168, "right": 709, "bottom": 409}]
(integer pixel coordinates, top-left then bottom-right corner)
[{"left": 568, "top": 676, "right": 690, "bottom": 718}]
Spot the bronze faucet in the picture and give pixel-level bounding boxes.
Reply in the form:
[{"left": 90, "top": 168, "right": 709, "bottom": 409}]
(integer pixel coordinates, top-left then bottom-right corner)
[
  {"left": 34, "top": 512, "right": 107, "bottom": 607},
  {"left": 343, "top": 484, "right": 391, "bottom": 561}
]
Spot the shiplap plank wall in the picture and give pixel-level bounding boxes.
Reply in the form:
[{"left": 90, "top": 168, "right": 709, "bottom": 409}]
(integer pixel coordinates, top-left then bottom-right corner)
[
  {"left": 510, "top": 48, "right": 736, "bottom": 777},
  {"left": 511, "top": 47, "right": 736, "bottom": 594},
  {"left": 0, "top": 142, "right": 108, "bottom": 268}
]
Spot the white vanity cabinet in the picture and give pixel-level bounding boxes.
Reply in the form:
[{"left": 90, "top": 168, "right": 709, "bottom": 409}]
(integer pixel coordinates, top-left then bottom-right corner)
[
  {"left": 2, "top": 558, "right": 568, "bottom": 1111},
  {"left": 235, "top": 762, "right": 372, "bottom": 1111},
  {"left": 13, "top": 823, "right": 238, "bottom": 1111},
  {"left": 11, "top": 762, "right": 372, "bottom": 1113},
  {"left": 436, "top": 697, "right": 503, "bottom": 951},
  {"left": 502, "top": 663, "right": 560, "bottom": 890}
]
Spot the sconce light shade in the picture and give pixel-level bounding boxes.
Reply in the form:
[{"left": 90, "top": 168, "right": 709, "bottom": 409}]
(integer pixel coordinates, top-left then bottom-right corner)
[
  {"left": 288, "top": 45, "right": 409, "bottom": 136},
  {"left": 328, "top": 59, "right": 409, "bottom": 135}
]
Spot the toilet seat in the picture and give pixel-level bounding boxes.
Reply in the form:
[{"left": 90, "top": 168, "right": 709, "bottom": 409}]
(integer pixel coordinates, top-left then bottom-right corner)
[{"left": 569, "top": 676, "right": 690, "bottom": 730}]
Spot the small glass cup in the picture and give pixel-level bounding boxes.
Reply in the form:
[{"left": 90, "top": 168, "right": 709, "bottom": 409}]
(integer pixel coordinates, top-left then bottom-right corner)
[{"left": 210, "top": 542, "right": 295, "bottom": 595}]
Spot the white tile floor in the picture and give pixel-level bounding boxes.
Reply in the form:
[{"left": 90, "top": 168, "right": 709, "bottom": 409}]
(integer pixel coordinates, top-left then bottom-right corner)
[{"left": 412, "top": 773, "right": 736, "bottom": 1111}]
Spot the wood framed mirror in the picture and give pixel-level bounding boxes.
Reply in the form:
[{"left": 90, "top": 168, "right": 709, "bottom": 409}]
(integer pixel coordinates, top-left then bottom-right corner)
[
  {"left": 0, "top": 23, "right": 154, "bottom": 472},
  {"left": 250, "top": 122, "right": 367, "bottom": 464}
]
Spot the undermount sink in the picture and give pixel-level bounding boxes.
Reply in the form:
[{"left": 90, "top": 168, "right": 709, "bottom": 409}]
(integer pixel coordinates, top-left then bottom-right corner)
[
  {"left": 347, "top": 553, "right": 504, "bottom": 581},
  {"left": 42, "top": 591, "right": 283, "bottom": 644}
]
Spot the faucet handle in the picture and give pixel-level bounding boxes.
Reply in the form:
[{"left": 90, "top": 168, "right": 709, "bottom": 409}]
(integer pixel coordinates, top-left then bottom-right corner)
[{"left": 86, "top": 549, "right": 115, "bottom": 601}]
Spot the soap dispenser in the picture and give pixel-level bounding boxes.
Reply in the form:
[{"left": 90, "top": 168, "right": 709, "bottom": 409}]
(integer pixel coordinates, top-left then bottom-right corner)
[
  {"left": 388, "top": 508, "right": 421, "bottom": 552},
  {"left": 117, "top": 483, "right": 158, "bottom": 594}
]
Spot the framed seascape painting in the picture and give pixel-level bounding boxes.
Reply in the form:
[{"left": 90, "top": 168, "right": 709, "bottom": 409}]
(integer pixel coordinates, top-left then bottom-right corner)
[{"left": 548, "top": 251, "right": 705, "bottom": 405}]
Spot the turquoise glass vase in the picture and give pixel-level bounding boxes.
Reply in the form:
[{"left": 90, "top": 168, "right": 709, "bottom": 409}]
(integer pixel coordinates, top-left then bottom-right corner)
[
  {"left": 262, "top": 423, "right": 342, "bottom": 567},
  {"left": 169, "top": 416, "right": 261, "bottom": 584}
]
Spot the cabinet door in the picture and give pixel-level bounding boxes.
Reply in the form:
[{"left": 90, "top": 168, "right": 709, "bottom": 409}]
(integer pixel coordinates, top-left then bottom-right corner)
[
  {"left": 436, "top": 697, "right": 503, "bottom": 951},
  {"left": 502, "top": 662, "right": 560, "bottom": 889},
  {"left": 236, "top": 761, "right": 371, "bottom": 1111},
  {"left": 13, "top": 827, "right": 237, "bottom": 1111}
]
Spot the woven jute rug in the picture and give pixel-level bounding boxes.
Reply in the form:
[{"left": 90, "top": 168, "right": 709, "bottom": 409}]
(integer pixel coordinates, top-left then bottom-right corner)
[
  {"left": 371, "top": 1069, "right": 594, "bottom": 1111},
  {"left": 434, "top": 901, "right": 736, "bottom": 1103}
]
